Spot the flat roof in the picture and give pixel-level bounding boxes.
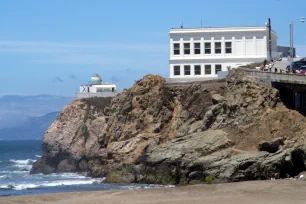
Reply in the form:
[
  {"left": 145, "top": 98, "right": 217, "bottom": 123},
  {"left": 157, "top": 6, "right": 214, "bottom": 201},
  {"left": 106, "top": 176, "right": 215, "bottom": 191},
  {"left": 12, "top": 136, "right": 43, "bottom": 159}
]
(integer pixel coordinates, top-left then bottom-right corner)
[{"left": 170, "top": 26, "right": 277, "bottom": 36}]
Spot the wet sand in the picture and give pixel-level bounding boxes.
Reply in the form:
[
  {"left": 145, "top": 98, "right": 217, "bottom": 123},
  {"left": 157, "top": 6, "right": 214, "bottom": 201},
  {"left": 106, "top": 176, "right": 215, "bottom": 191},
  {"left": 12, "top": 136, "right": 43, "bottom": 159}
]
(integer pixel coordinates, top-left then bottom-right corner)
[{"left": 1, "top": 180, "right": 306, "bottom": 204}]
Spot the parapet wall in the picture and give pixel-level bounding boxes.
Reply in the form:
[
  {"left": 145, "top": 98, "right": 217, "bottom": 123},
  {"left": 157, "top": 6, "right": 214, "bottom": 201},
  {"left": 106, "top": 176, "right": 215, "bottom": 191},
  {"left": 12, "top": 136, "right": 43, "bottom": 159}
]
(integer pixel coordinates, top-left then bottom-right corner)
[
  {"left": 239, "top": 68, "right": 306, "bottom": 85},
  {"left": 76, "top": 92, "right": 117, "bottom": 98}
]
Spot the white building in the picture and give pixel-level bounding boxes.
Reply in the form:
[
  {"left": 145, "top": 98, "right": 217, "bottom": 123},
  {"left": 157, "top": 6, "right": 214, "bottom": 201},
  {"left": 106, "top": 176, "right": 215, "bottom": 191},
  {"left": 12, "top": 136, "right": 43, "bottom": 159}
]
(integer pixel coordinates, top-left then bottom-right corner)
[
  {"left": 169, "top": 26, "right": 278, "bottom": 79},
  {"left": 76, "top": 73, "right": 118, "bottom": 98}
]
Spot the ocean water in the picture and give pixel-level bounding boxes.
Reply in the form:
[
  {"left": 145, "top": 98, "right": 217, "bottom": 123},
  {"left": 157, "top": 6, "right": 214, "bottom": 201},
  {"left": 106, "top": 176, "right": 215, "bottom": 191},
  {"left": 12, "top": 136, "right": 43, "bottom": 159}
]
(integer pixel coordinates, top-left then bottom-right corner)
[{"left": 0, "top": 140, "right": 170, "bottom": 197}]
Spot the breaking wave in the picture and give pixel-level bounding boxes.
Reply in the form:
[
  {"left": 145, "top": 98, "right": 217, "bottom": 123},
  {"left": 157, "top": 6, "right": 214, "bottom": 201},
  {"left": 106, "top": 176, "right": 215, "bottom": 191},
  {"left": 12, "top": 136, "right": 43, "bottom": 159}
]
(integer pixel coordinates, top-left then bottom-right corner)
[
  {"left": 0, "top": 170, "right": 25, "bottom": 174},
  {"left": 9, "top": 159, "right": 36, "bottom": 165},
  {"left": 1, "top": 178, "right": 105, "bottom": 190},
  {"left": 8, "top": 159, "right": 35, "bottom": 171}
]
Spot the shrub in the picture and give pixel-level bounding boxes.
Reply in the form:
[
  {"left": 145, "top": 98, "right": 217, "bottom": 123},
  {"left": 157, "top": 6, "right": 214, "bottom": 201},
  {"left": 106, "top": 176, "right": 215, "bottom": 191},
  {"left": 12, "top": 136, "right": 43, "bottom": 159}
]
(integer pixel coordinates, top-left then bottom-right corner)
[
  {"left": 205, "top": 175, "right": 216, "bottom": 184},
  {"left": 82, "top": 125, "right": 89, "bottom": 140}
]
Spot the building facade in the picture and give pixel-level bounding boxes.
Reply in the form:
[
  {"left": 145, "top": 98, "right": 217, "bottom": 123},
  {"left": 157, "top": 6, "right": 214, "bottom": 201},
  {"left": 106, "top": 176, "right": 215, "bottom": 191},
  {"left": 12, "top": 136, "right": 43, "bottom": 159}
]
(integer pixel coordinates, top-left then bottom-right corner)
[
  {"left": 76, "top": 73, "right": 117, "bottom": 98},
  {"left": 169, "top": 26, "right": 278, "bottom": 79}
]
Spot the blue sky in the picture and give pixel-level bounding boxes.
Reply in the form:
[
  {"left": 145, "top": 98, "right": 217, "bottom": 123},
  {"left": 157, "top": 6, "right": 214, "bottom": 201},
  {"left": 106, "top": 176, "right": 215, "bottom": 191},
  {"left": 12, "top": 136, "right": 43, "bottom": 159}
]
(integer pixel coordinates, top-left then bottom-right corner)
[{"left": 0, "top": 0, "right": 305, "bottom": 96}]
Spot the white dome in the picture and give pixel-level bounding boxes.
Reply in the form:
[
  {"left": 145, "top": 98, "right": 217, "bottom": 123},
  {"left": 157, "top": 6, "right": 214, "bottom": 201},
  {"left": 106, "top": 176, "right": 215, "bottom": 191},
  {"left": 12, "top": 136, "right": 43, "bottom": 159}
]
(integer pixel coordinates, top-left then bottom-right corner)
[{"left": 91, "top": 73, "right": 102, "bottom": 85}]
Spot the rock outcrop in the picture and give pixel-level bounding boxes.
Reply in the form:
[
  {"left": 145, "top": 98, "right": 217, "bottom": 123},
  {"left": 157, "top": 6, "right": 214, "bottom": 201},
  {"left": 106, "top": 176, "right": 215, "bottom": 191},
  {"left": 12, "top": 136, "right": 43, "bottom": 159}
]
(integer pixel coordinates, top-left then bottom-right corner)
[{"left": 31, "top": 70, "right": 306, "bottom": 185}]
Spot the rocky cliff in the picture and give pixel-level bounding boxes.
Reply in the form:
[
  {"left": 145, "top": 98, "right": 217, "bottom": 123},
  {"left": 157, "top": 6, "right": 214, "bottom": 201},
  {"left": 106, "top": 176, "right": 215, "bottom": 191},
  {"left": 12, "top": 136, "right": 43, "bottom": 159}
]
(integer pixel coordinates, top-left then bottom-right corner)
[{"left": 31, "top": 69, "right": 306, "bottom": 185}]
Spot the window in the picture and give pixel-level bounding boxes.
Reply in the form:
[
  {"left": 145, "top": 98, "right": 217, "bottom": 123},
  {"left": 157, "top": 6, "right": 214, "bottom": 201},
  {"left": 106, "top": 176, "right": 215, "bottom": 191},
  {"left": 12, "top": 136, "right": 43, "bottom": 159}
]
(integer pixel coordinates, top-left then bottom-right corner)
[
  {"left": 215, "top": 42, "right": 222, "bottom": 54},
  {"left": 184, "top": 43, "right": 190, "bottom": 55},
  {"left": 173, "top": 43, "right": 180, "bottom": 55},
  {"left": 194, "top": 43, "right": 201, "bottom": 54},
  {"left": 194, "top": 65, "right": 201, "bottom": 75},
  {"left": 225, "top": 42, "right": 232, "bottom": 54},
  {"left": 205, "top": 65, "right": 211, "bottom": 75},
  {"left": 184, "top": 65, "right": 190, "bottom": 75},
  {"left": 204, "top": 43, "right": 211, "bottom": 54},
  {"left": 174, "top": 66, "right": 180, "bottom": 76},
  {"left": 215, "top": 64, "right": 222, "bottom": 74}
]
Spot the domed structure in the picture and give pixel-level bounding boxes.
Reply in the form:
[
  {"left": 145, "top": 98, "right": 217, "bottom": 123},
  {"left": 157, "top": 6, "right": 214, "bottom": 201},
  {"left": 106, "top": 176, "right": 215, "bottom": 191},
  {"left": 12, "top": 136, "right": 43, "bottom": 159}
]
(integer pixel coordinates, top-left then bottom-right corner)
[
  {"left": 77, "top": 72, "right": 117, "bottom": 98},
  {"left": 91, "top": 73, "right": 102, "bottom": 85}
]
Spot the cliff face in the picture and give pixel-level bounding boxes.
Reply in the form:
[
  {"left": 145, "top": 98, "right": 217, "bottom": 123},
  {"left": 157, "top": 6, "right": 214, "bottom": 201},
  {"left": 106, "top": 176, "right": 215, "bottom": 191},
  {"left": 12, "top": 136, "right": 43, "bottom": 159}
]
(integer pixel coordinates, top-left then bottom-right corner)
[{"left": 31, "top": 70, "right": 306, "bottom": 184}]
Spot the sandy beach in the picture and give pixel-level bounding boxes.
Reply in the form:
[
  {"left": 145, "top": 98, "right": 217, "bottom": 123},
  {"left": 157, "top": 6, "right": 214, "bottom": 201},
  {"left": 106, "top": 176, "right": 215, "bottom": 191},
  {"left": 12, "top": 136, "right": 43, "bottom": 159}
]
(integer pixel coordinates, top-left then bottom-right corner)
[{"left": 1, "top": 180, "right": 306, "bottom": 204}]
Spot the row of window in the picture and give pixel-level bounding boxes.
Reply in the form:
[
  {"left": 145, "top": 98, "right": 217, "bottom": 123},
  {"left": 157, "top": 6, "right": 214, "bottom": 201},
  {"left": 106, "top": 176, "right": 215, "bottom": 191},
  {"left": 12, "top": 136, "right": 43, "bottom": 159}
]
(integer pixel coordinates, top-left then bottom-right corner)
[
  {"left": 173, "top": 65, "right": 222, "bottom": 76},
  {"left": 173, "top": 42, "right": 232, "bottom": 55}
]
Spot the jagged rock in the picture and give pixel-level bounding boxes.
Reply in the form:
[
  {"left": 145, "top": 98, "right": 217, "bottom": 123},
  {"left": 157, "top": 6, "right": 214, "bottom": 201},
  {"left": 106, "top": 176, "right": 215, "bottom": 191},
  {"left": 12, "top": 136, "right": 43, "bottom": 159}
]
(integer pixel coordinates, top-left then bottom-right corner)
[
  {"left": 211, "top": 94, "right": 224, "bottom": 104},
  {"left": 31, "top": 71, "right": 306, "bottom": 185},
  {"left": 30, "top": 159, "right": 55, "bottom": 174},
  {"left": 78, "top": 159, "right": 88, "bottom": 172},
  {"left": 188, "top": 121, "right": 203, "bottom": 134},
  {"left": 57, "top": 159, "right": 77, "bottom": 173}
]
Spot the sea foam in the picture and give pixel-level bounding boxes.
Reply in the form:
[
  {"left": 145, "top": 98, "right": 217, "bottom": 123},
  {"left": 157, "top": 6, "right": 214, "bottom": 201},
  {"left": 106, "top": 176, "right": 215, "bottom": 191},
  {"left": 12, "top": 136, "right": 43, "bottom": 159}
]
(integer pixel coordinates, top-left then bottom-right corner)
[
  {"left": 6, "top": 178, "right": 105, "bottom": 190},
  {"left": 9, "top": 159, "right": 36, "bottom": 165}
]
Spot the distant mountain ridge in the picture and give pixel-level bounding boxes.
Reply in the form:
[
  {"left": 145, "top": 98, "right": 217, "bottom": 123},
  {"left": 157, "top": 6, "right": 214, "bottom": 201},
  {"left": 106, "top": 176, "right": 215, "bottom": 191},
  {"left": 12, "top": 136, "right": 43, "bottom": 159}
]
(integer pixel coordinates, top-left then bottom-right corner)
[
  {"left": 0, "top": 94, "right": 73, "bottom": 140},
  {"left": 0, "top": 94, "right": 73, "bottom": 129},
  {"left": 0, "top": 112, "right": 59, "bottom": 140}
]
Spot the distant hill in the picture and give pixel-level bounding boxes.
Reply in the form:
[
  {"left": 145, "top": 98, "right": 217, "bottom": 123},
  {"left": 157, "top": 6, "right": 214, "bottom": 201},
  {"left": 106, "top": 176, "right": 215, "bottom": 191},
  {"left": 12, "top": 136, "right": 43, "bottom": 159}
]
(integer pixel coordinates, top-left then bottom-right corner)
[
  {"left": 0, "top": 112, "right": 59, "bottom": 140},
  {"left": 0, "top": 94, "right": 73, "bottom": 129}
]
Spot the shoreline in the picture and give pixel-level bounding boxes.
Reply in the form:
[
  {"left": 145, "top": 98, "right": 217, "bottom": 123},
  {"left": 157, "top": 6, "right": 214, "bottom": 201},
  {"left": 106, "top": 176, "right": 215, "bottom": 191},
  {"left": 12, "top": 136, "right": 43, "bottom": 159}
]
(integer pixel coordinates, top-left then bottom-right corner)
[{"left": 1, "top": 180, "right": 306, "bottom": 204}]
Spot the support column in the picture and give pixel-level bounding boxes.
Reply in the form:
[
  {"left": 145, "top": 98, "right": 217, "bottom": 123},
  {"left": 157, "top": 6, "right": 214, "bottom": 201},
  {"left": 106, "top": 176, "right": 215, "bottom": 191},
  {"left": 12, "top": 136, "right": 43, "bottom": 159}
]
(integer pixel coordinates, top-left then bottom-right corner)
[
  {"left": 211, "top": 37, "right": 215, "bottom": 56},
  {"left": 201, "top": 37, "right": 204, "bottom": 57},
  {"left": 180, "top": 38, "right": 184, "bottom": 57},
  {"left": 253, "top": 36, "right": 257, "bottom": 56},
  {"left": 295, "top": 92, "right": 301, "bottom": 109},
  {"left": 263, "top": 36, "right": 268, "bottom": 59},
  {"left": 170, "top": 38, "right": 174, "bottom": 58},
  {"left": 190, "top": 37, "right": 194, "bottom": 56},
  {"left": 242, "top": 36, "right": 246, "bottom": 56},
  {"left": 201, "top": 64, "right": 204, "bottom": 76},
  {"left": 232, "top": 37, "right": 236, "bottom": 56},
  {"left": 221, "top": 37, "right": 225, "bottom": 56},
  {"left": 191, "top": 65, "right": 194, "bottom": 77}
]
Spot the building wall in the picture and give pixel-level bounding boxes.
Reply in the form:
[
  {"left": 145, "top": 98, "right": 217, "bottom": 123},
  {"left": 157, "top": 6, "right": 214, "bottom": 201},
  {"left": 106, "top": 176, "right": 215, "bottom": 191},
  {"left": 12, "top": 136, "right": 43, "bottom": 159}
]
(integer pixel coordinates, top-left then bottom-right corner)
[
  {"left": 169, "top": 58, "right": 260, "bottom": 78},
  {"left": 76, "top": 92, "right": 117, "bottom": 98},
  {"left": 79, "top": 85, "right": 97, "bottom": 93},
  {"left": 79, "top": 85, "right": 117, "bottom": 93},
  {"left": 169, "top": 27, "right": 277, "bottom": 78}
]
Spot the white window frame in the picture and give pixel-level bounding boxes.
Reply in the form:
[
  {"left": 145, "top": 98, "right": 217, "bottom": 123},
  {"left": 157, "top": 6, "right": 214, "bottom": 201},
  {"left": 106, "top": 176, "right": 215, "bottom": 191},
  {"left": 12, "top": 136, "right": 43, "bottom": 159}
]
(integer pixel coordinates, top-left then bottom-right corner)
[
  {"left": 215, "top": 42, "right": 222, "bottom": 54},
  {"left": 173, "top": 65, "right": 181, "bottom": 76},
  {"left": 184, "top": 43, "right": 190, "bottom": 55},
  {"left": 215, "top": 64, "right": 222, "bottom": 74},
  {"left": 225, "top": 41, "right": 232, "bottom": 54},
  {"left": 204, "top": 42, "right": 211, "bottom": 54},
  {"left": 184, "top": 65, "right": 191, "bottom": 75},
  {"left": 194, "top": 42, "right": 201, "bottom": 55},
  {"left": 204, "top": 65, "right": 212, "bottom": 75},
  {"left": 173, "top": 43, "right": 180, "bottom": 55},
  {"left": 194, "top": 65, "right": 201, "bottom": 75}
]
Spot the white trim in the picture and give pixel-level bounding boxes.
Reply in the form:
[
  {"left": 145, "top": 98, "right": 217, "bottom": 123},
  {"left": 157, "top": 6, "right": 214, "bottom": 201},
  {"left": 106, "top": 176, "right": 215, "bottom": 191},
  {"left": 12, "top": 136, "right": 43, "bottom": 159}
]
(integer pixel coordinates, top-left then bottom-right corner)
[{"left": 169, "top": 26, "right": 277, "bottom": 35}]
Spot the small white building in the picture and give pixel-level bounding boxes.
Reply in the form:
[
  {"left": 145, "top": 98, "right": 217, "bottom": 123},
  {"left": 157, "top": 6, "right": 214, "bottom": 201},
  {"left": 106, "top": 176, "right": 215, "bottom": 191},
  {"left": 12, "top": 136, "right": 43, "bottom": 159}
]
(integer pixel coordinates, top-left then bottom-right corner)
[
  {"left": 76, "top": 73, "right": 118, "bottom": 98},
  {"left": 169, "top": 26, "right": 278, "bottom": 79}
]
